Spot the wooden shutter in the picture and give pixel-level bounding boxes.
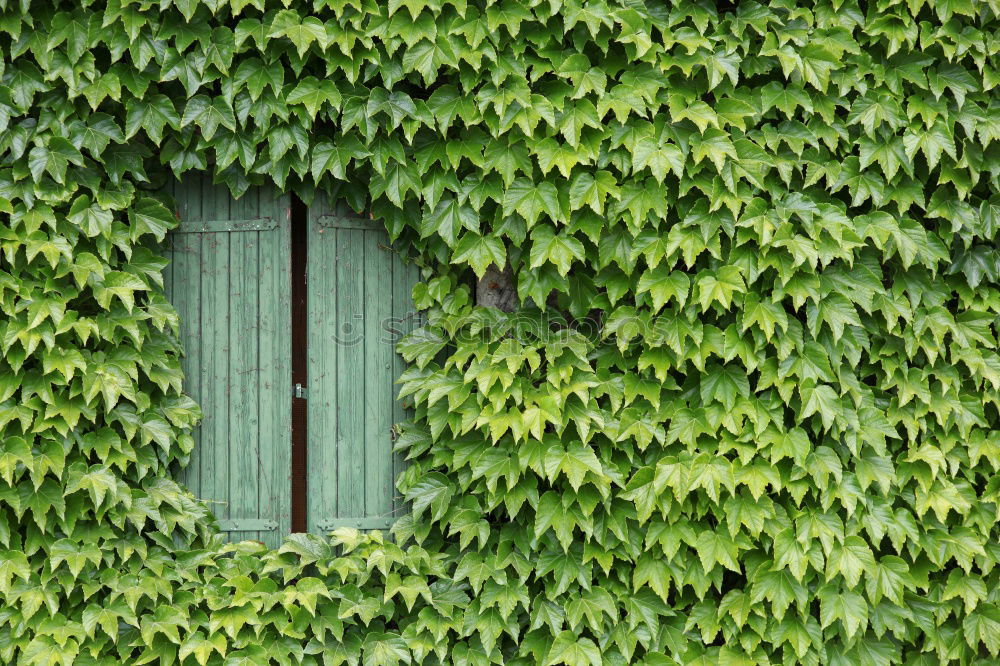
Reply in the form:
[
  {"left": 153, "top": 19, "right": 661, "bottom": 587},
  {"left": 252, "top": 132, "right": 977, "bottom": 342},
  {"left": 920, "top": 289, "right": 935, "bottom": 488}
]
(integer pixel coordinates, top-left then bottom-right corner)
[
  {"left": 305, "top": 198, "right": 420, "bottom": 532},
  {"left": 162, "top": 175, "right": 292, "bottom": 548}
]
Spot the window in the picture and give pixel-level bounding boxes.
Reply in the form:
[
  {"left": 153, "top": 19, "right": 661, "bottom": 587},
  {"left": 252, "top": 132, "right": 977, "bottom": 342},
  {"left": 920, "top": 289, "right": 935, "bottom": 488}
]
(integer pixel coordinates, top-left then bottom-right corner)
[{"left": 162, "top": 175, "right": 419, "bottom": 547}]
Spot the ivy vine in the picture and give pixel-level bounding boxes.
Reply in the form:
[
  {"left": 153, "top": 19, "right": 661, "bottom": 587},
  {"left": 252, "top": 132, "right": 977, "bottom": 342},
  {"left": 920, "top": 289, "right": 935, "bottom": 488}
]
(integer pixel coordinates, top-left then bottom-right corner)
[{"left": 1, "top": 0, "right": 999, "bottom": 664}]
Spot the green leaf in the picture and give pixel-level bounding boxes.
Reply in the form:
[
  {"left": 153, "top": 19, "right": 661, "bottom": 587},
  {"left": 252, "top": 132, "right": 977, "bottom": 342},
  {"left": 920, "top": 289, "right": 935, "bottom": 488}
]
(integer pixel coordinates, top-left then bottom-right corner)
[
  {"left": 695, "top": 530, "right": 740, "bottom": 573},
  {"left": 452, "top": 232, "right": 505, "bottom": 278},
  {"left": 632, "top": 137, "right": 685, "bottom": 182},
  {"left": 759, "top": 81, "right": 813, "bottom": 117},
  {"left": 406, "top": 472, "right": 453, "bottom": 522},
  {"left": 72, "top": 114, "right": 125, "bottom": 155},
  {"left": 68, "top": 195, "right": 113, "bottom": 237},
  {"left": 569, "top": 170, "right": 620, "bottom": 215},
  {"left": 286, "top": 76, "right": 341, "bottom": 117},
  {"left": 529, "top": 225, "right": 586, "bottom": 277},
  {"left": 544, "top": 631, "right": 602, "bottom": 666},
  {"left": 964, "top": 605, "right": 1000, "bottom": 656},
  {"left": 700, "top": 363, "right": 750, "bottom": 411},
  {"left": 422, "top": 197, "right": 478, "bottom": 246},
  {"left": 826, "top": 536, "right": 875, "bottom": 589},
  {"left": 28, "top": 138, "right": 84, "bottom": 184},
  {"left": 311, "top": 135, "right": 369, "bottom": 180},
  {"left": 502, "top": 178, "right": 563, "bottom": 227},
  {"left": 124, "top": 95, "right": 180, "bottom": 143},
  {"left": 181, "top": 95, "right": 237, "bottom": 141},
  {"left": 128, "top": 197, "right": 176, "bottom": 242},
  {"left": 268, "top": 10, "right": 328, "bottom": 57},
  {"left": 0, "top": 550, "right": 30, "bottom": 593},
  {"left": 0, "top": 436, "right": 31, "bottom": 485}
]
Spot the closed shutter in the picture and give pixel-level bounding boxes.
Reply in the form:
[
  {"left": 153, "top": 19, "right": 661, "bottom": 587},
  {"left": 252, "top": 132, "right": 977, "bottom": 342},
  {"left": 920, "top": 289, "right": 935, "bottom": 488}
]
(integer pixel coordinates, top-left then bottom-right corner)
[
  {"left": 305, "top": 197, "right": 420, "bottom": 533},
  {"left": 162, "top": 175, "right": 292, "bottom": 547}
]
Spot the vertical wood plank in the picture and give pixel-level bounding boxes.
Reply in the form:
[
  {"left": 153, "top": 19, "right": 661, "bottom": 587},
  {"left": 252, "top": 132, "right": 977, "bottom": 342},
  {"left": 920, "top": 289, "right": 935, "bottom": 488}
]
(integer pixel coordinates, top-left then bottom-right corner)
[
  {"left": 306, "top": 203, "right": 337, "bottom": 533},
  {"left": 174, "top": 177, "right": 204, "bottom": 500},
  {"left": 200, "top": 178, "right": 232, "bottom": 532},
  {"left": 227, "top": 186, "right": 260, "bottom": 544},
  {"left": 364, "top": 230, "right": 393, "bottom": 523},
  {"left": 258, "top": 187, "right": 292, "bottom": 547},
  {"left": 335, "top": 228, "right": 365, "bottom": 525}
]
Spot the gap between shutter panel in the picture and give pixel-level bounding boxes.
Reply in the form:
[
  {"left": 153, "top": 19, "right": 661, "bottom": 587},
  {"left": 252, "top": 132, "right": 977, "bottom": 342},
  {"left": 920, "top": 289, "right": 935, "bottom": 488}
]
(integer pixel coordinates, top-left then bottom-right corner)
[{"left": 290, "top": 195, "right": 309, "bottom": 532}]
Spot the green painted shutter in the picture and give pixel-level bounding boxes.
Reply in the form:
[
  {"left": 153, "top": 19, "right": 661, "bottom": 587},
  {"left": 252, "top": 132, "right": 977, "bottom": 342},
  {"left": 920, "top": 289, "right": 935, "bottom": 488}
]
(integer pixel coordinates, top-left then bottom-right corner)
[
  {"left": 162, "top": 175, "right": 292, "bottom": 548},
  {"left": 305, "top": 197, "right": 420, "bottom": 533}
]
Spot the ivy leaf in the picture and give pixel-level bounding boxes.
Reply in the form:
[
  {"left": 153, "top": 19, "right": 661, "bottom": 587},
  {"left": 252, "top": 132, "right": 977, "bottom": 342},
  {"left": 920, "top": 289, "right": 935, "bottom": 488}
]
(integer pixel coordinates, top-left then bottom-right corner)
[
  {"left": 533, "top": 138, "right": 584, "bottom": 178},
  {"left": 28, "top": 138, "right": 84, "bottom": 184},
  {"left": 0, "top": 437, "right": 31, "bottom": 485},
  {"left": 529, "top": 225, "right": 585, "bottom": 277},
  {"left": 826, "top": 536, "right": 876, "bottom": 589},
  {"left": 695, "top": 530, "right": 741, "bottom": 573},
  {"left": 181, "top": 95, "right": 237, "bottom": 141},
  {"left": 759, "top": 81, "right": 813, "bottom": 117},
  {"left": 544, "top": 631, "right": 602, "bottom": 666},
  {"left": 421, "top": 197, "right": 478, "bottom": 247},
  {"left": 636, "top": 266, "right": 689, "bottom": 311},
  {"left": 20, "top": 637, "right": 79, "bottom": 666},
  {"left": 556, "top": 100, "right": 601, "bottom": 146},
  {"left": 311, "top": 136, "right": 369, "bottom": 180},
  {"left": 848, "top": 94, "right": 905, "bottom": 136},
  {"left": 452, "top": 232, "right": 506, "bottom": 278},
  {"left": 0, "top": 550, "right": 30, "bottom": 593},
  {"left": 127, "top": 197, "right": 176, "bottom": 242},
  {"left": 799, "top": 384, "right": 842, "bottom": 431},
  {"left": 690, "top": 129, "right": 738, "bottom": 171},
  {"left": 82, "top": 601, "right": 128, "bottom": 642},
  {"left": 124, "top": 95, "right": 180, "bottom": 144},
  {"left": 47, "top": 11, "right": 96, "bottom": 62},
  {"left": 818, "top": 586, "right": 869, "bottom": 639},
  {"left": 696, "top": 266, "right": 745, "bottom": 310},
  {"left": 964, "top": 606, "right": 1000, "bottom": 656},
  {"left": 569, "top": 170, "right": 620, "bottom": 215},
  {"left": 235, "top": 58, "right": 284, "bottom": 101},
  {"left": 406, "top": 472, "right": 453, "bottom": 522},
  {"left": 286, "top": 76, "right": 342, "bottom": 117},
  {"left": 700, "top": 364, "right": 750, "bottom": 411},
  {"left": 68, "top": 195, "right": 113, "bottom": 238},
  {"left": 371, "top": 162, "right": 420, "bottom": 207},
  {"left": 72, "top": 114, "right": 125, "bottom": 155},
  {"left": 632, "top": 137, "right": 685, "bottom": 182},
  {"left": 503, "top": 178, "right": 563, "bottom": 227},
  {"left": 902, "top": 120, "right": 956, "bottom": 169},
  {"left": 268, "top": 10, "right": 328, "bottom": 57}
]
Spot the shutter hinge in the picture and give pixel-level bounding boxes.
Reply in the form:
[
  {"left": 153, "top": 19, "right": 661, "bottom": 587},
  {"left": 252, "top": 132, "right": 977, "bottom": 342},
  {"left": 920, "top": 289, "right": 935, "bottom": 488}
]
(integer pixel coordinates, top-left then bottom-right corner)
[{"left": 294, "top": 383, "right": 307, "bottom": 399}]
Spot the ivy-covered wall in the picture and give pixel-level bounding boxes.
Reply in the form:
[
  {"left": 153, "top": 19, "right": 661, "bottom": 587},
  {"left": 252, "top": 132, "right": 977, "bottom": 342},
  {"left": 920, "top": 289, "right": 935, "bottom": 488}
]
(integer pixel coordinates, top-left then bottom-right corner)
[{"left": 2, "top": 0, "right": 1000, "bottom": 663}]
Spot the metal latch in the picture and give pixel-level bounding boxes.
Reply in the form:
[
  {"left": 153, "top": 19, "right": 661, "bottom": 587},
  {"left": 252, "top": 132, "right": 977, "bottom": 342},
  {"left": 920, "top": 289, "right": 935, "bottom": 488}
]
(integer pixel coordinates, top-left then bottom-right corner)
[{"left": 294, "top": 383, "right": 307, "bottom": 399}]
